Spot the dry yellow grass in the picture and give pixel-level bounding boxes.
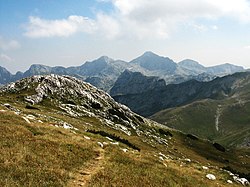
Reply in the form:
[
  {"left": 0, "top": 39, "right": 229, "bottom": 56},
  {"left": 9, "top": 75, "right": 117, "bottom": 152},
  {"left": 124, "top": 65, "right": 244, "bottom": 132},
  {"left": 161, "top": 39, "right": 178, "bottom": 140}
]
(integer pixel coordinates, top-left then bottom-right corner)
[{"left": 0, "top": 97, "right": 248, "bottom": 187}]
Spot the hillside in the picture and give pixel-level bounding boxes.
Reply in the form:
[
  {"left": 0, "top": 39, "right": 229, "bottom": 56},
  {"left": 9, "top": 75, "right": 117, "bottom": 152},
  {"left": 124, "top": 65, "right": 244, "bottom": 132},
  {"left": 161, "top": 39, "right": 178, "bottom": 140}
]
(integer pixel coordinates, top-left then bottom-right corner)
[
  {"left": 151, "top": 98, "right": 250, "bottom": 148},
  {"left": 0, "top": 75, "right": 249, "bottom": 186},
  {"left": 149, "top": 72, "right": 250, "bottom": 148},
  {"left": 112, "top": 72, "right": 250, "bottom": 148}
]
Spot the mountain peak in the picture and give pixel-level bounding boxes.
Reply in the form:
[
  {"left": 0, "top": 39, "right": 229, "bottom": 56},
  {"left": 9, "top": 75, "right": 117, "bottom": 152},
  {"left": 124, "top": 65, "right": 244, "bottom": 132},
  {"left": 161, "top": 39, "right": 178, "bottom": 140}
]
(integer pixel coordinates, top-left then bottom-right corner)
[
  {"left": 179, "top": 59, "right": 202, "bottom": 66},
  {"left": 142, "top": 51, "right": 159, "bottom": 57},
  {"left": 178, "top": 59, "right": 206, "bottom": 74},
  {"left": 130, "top": 52, "right": 176, "bottom": 72},
  {"left": 96, "top": 56, "right": 114, "bottom": 63},
  {"left": 207, "top": 63, "right": 244, "bottom": 75}
]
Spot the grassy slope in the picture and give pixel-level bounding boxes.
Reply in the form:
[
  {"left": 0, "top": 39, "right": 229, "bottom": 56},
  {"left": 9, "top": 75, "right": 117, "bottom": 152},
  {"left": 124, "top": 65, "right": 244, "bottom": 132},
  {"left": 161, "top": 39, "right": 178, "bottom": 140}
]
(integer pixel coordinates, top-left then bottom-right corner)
[
  {"left": 151, "top": 98, "right": 250, "bottom": 147},
  {"left": 0, "top": 94, "right": 249, "bottom": 186}
]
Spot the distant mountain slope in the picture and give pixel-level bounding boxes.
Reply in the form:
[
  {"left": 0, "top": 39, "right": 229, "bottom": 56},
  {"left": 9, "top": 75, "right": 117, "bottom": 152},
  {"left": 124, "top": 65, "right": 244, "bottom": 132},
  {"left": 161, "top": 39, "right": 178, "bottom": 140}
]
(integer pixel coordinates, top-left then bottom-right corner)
[
  {"left": 207, "top": 63, "right": 244, "bottom": 76},
  {"left": 178, "top": 59, "right": 207, "bottom": 74},
  {"left": 0, "top": 66, "right": 12, "bottom": 85},
  {"left": 130, "top": 51, "right": 177, "bottom": 73},
  {"left": 0, "top": 52, "right": 246, "bottom": 91},
  {"left": 112, "top": 72, "right": 250, "bottom": 116},
  {"left": 178, "top": 60, "right": 245, "bottom": 77},
  {"left": 110, "top": 70, "right": 166, "bottom": 96},
  {"left": 77, "top": 56, "right": 133, "bottom": 91}
]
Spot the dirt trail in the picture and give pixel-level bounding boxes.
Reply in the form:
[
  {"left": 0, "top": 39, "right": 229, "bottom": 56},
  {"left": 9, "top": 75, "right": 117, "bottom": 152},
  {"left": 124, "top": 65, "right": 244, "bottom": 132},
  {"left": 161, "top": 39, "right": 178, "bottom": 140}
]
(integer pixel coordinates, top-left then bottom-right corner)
[{"left": 68, "top": 148, "right": 105, "bottom": 187}]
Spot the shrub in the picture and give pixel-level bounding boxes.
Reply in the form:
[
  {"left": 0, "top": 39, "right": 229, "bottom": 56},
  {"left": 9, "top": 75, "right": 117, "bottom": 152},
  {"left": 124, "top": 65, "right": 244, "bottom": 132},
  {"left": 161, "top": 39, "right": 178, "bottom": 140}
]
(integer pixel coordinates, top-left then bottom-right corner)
[
  {"left": 86, "top": 129, "right": 140, "bottom": 151},
  {"left": 159, "top": 129, "right": 173, "bottom": 137},
  {"left": 213, "top": 142, "right": 225, "bottom": 152}
]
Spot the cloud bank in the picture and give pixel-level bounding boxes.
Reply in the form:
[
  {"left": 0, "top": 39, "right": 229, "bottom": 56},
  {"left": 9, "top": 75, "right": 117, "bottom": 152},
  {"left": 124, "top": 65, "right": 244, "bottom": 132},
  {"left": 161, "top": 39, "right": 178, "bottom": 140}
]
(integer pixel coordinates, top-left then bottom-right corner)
[
  {"left": 24, "top": 16, "right": 96, "bottom": 38},
  {"left": 24, "top": 0, "right": 250, "bottom": 39}
]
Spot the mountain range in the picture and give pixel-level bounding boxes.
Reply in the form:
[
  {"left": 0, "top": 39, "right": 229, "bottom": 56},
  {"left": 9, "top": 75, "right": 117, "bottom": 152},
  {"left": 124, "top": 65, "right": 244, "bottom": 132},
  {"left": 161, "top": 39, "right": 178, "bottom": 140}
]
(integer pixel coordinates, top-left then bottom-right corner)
[
  {"left": 0, "top": 74, "right": 249, "bottom": 186},
  {"left": 0, "top": 51, "right": 245, "bottom": 91},
  {"left": 1, "top": 51, "right": 248, "bottom": 148}
]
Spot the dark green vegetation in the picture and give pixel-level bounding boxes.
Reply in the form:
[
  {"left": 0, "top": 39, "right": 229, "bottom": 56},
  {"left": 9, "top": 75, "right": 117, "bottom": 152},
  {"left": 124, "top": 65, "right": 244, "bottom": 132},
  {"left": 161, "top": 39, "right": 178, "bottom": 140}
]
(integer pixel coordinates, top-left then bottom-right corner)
[
  {"left": 86, "top": 129, "right": 141, "bottom": 151},
  {"left": 0, "top": 75, "right": 249, "bottom": 186}
]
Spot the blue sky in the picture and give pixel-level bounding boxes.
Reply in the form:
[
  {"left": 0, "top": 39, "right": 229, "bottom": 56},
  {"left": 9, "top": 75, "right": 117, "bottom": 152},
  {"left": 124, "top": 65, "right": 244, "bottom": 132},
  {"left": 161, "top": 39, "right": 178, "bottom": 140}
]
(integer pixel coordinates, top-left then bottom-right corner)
[{"left": 0, "top": 0, "right": 250, "bottom": 73}]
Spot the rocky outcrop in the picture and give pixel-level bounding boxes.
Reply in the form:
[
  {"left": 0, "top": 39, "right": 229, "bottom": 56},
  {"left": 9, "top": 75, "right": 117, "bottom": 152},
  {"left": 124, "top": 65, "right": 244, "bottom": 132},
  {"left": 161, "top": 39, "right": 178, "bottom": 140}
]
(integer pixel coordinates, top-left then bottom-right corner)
[{"left": 0, "top": 74, "right": 148, "bottom": 136}]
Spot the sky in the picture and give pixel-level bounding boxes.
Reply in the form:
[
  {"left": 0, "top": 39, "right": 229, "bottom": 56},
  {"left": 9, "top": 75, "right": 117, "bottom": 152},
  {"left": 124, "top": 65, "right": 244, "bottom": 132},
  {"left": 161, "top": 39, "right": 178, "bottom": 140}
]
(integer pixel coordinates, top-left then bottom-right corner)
[{"left": 0, "top": 0, "right": 250, "bottom": 73}]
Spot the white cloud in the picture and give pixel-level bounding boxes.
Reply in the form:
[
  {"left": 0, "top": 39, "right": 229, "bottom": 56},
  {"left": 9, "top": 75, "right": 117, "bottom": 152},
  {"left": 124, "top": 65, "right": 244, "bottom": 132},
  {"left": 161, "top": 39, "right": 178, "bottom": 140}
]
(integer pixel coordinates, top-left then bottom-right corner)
[
  {"left": 111, "top": 0, "right": 250, "bottom": 36},
  {"left": 111, "top": 0, "right": 250, "bottom": 21},
  {"left": 0, "top": 37, "right": 21, "bottom": 51},
  {"left": 24, "top": 0, "right": 250, "bottom": 39},
  {"left": 96, "top": 13, "right": 121, "bottom": 39},
  {"left": 24, "top": 16, "right": 97, "bottom": 38},
  {"left": 244, "top": 45, "right": 250, "bottom": 49},
  {"left": 211, "top": 25, "right": 218, "bottom": 30},
  {"left": 0, "top": 53, "right": 13, "bottom": 62}
]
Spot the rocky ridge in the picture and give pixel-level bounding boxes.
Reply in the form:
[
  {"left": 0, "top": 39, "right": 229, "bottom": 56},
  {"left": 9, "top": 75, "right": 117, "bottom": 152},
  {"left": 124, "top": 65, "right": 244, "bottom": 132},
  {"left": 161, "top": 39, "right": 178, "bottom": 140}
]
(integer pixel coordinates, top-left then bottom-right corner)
[{"left": 0, "top": 74, "right": 162, "bottom": 137}]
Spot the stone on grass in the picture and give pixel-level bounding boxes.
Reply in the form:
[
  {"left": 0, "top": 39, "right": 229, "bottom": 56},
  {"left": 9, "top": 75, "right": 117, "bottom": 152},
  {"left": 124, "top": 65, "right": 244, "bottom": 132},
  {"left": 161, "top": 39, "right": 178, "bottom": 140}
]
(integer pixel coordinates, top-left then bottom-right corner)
[
  {"left": 202, "top": 166, "right": 209, "bottom": 170},
  {"left": 84, "top": 136, "right": 91, "bottom": 140},
  {"left": 121, "top": 148, "right": 128, "bottom": 152},
  {"left": 97, "top": 142, "right": 104, "bottom": 148},
  {"left": 206, "top": 174, "right": 216, "bottom": 180}
]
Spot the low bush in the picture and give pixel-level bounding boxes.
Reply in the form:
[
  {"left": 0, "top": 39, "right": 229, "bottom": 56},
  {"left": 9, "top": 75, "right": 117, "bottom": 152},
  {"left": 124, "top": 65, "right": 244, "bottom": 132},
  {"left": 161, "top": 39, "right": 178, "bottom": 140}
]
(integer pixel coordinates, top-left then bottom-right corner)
[{"left": 86, "top": 129, "right": 140, "bottom": 151}]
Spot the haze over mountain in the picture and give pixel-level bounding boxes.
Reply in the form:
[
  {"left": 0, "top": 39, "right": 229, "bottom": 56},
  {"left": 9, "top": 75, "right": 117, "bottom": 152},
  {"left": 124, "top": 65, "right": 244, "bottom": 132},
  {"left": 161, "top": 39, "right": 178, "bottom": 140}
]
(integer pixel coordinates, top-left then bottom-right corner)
[{"left": 0, "top": 52, "right": 246, "bottom": 90}]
